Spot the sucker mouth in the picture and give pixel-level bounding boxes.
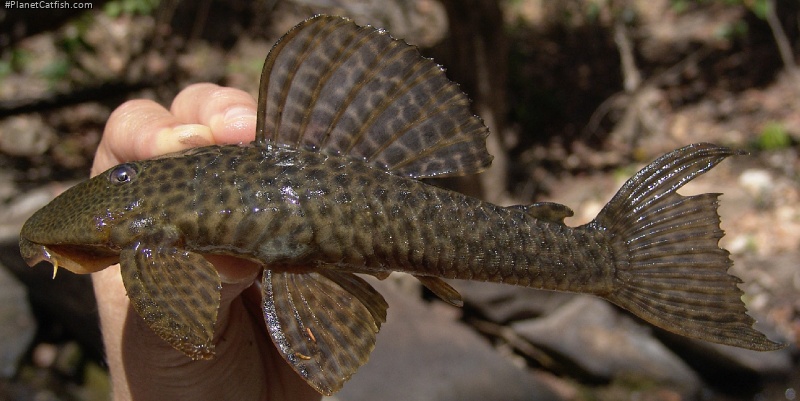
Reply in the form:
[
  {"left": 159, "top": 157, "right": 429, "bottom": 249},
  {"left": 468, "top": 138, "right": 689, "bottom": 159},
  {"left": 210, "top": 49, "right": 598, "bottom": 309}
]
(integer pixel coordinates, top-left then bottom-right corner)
[
  {"left": 18, "top": 240, "right": 61, "bottom": 278},
  {"left": 19, "top": 237, "right": 48, "bottom": 267},
  {"left": 18, "top": 238, "right": 120, "bottom": 275}
]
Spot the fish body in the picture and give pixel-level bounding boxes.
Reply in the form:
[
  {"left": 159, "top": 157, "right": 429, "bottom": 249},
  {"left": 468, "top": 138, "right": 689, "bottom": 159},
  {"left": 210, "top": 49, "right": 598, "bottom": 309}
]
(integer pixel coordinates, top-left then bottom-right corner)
[
  {"left": 19, "top": 15, "right": 783, "bottom": 396},
  {"left": 23, "top": 143, "right": 612, "bottom": 289}
]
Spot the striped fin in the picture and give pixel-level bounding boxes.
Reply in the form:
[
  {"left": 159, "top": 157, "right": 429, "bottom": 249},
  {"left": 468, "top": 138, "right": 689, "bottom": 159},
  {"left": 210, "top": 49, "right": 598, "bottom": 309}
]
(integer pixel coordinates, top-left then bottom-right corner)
[
  {"left": 255, "top": 15, "right": 492, "bottom": 178},
  {"left": 592, "top": 143, "right": 784, "bottom": 351},
  {"left": 262, "top": 270, "right": 388, "bottom": 395},
  {"left": 120, "top": 244, "right": 222, "bottom": 360}
]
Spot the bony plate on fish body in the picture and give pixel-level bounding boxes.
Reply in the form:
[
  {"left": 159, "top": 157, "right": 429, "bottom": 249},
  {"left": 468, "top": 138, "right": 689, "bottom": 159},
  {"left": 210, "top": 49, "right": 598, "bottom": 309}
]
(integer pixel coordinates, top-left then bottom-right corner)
[{"left": 18, "top": 15, "right": 785, "bottom": 396}]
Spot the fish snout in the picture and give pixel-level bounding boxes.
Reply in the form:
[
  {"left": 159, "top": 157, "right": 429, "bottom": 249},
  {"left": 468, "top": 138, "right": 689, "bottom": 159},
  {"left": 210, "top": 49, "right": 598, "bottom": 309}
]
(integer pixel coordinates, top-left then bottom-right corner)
[{"left": 18, "top": 237, "right": 47, "bottom": 267}]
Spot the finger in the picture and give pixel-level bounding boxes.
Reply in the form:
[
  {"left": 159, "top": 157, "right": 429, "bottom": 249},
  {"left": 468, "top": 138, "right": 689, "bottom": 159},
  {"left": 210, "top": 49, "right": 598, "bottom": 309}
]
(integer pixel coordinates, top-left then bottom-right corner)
[
  {"left": 171, "top": 83, "right": 257, "bottom": 145},
  {"left": 204, "top": 255, "right": 261, "bottom": 285},
  {"left": 92, "top": 99, "right": 215, "bottom": 176},
  {"left": 109, "top": 278, "right": 273, "bottom": 400}
]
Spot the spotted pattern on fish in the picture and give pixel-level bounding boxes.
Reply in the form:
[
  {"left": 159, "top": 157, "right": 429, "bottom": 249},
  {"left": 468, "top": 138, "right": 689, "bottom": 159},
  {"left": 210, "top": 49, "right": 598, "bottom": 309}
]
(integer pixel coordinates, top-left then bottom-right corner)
[{"left": 19, "top": 15, "right": 785, "bottom": 397}]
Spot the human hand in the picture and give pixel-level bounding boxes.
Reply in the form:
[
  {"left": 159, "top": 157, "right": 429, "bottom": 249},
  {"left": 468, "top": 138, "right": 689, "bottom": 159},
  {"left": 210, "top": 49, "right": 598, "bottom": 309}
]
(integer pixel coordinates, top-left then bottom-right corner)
[{"left": 91, "top": 83, "right": 322, "bottom": 401}]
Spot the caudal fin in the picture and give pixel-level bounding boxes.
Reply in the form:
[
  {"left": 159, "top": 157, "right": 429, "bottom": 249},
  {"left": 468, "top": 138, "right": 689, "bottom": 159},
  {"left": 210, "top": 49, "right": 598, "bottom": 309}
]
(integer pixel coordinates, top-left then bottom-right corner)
[{"left": 591, "top": 143, "right": 784, "bottom": 351}]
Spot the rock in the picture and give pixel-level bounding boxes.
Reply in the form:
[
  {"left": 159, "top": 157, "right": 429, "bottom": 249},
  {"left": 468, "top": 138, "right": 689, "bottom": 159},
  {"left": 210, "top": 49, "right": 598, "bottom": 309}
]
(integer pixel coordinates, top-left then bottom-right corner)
[
  {"left": 0, "top": 115, "right": 55, "bottom": 157},
  {"left": 325, "top": 276, "right": 564, "bottom": 401},
  {"left": 724, "top": 252, "right": 800, "bottom": 364},
  {"left": 699, "top": 340, "right": 792, "bottom": 375},
  {"left": 0, "top": 172, "right": 17, "bottom": 204},
  {"left": 739, "top": 169, "right": 774, "bottom": 197},
  {"left": 0, "top": 240, "right": 102, "bottom": 362},
  {"left": 655, "top": 323, "right": 793, "bottom": 380},
  {"left": 177, "top": 42, "right": 227, "bottom": 83},
  {"left": 739, "top": 169, "right": 775, "bottom": 207},
  {"left": 453, "top": 280, "right": 577, "bottom": 323},
  {"left": 0, "top": 263, "right": 36, "bottom": 378},
  {"left": 0, "top": 183, "right": 68, "bottom": 243},
  {"left": 511, "top": 296, "right": 701, "bottom": 394}
]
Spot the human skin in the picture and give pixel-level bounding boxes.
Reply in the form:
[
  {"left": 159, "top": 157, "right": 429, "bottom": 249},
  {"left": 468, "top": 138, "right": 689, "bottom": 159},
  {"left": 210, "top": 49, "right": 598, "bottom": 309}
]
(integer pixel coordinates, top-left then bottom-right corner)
[{"left": 90, "top": 83, "right": 322, "bottom": 401}]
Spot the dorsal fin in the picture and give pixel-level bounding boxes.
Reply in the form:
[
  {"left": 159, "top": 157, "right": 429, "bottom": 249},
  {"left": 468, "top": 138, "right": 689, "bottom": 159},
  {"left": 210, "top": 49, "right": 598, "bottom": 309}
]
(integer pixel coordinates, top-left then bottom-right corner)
[{"left": 255, "top": 15, "right": 493, "bottom": 178}]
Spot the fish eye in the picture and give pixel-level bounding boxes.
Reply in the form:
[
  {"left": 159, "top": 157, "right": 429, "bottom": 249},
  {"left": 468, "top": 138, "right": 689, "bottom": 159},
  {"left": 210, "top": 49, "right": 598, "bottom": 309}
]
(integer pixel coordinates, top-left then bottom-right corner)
[{"left": 109, "top": 164, "right": 138, "bottom": 185}]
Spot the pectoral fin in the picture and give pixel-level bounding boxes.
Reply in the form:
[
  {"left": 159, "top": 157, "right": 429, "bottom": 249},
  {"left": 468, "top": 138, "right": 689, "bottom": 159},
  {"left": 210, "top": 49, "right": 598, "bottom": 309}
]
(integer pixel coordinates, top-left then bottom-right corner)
[
  {"left": 119, "top": 243, "right": 221, "bottom": 360},
  {"left": 261, "top": 270, "right": 388, "bottom": 395}
]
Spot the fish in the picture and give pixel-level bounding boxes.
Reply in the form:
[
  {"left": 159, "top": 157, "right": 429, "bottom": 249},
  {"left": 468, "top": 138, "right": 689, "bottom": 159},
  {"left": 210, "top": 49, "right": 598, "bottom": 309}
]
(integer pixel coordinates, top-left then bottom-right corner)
[{"left": 19, "top": 15, "right": 784, "bottom": 395}]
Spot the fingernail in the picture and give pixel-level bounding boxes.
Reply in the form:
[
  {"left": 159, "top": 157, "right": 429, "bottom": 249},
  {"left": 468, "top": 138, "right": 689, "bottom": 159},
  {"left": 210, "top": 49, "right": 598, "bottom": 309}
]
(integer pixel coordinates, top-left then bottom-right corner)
[
  {"left": 156, "top": 124, "right": 213, "bottom": 155},
  {"left": 208, "top": 106, "right": 256, "bottom": 136},
  {"left": 225, "top": 106, "right": 256, "bottom": 122},
  {"left": 222, "top": 106, "right": 257, "bottom": 132}
]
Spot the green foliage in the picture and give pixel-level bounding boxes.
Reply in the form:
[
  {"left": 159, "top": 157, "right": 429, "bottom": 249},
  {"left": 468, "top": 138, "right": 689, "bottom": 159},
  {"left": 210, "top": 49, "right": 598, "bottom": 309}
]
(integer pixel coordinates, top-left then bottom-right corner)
[
  {"left": 40, "top": 58, "right": 72, "bottom": 83},
  {"left": 58, "top": 22, "right": 92, "bottom": 58},
  {"left": 715, "top": 19, "right": 749, "bottom": 39},
  {"left": 0, "top": 60, "right": 10, "bottom": 80},
  {"left": 613, "top": 164, "right": 638, "bottom": 182},
  {"left": 584, "top": 1, "right": 602, "bottom": 23},
  {"left": 81, "top": 361, "right": 112, "bottom": 401},
  {"left": 749, "top": 0, "right": 769, "bottom": 19},
  {"left": 103, "top": 0, "right": 159, "bottom": 17},
  {"left": 671, "top": 0, "right": 770, "bottom": 19},
  {"left": 670, "top": 0, "right": 713, "bottom": 14},
  {"left": 227, "top": 57, "right": 266, "bottom": 79},
  {"left": 9, "top": 49, "right": 33, "bottom": 71},
  {"left": 669, "top": 0, "right": 688, "bottom": 13},
  {"left": 50, "top": 16, "right": 93, "bottom": 87},
  {"left": 757, "top": 121, "right": 792, "bottom": 150},
  {"left": 0, "top": 49, "right": 31, "bottom": 83}
]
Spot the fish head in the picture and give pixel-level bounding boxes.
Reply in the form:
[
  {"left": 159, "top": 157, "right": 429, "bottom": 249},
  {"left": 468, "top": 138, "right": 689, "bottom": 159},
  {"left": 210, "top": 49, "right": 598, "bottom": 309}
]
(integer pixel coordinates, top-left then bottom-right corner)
[{"left": 20, "top": 160, "right": 155, "bottom": 274}]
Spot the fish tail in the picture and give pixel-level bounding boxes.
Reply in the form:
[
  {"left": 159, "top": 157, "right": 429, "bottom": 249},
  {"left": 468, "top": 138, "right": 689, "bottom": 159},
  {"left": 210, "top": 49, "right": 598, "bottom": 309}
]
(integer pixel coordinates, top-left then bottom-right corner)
[{"left": 590, "top": 143, "right": 784, "bottom": 351}]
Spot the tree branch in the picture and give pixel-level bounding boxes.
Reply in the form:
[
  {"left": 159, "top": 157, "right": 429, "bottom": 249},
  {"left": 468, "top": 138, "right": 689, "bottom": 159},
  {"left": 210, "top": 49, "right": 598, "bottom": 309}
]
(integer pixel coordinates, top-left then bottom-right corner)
[{"left": 764, "top": 0, "right": 800, "bottom": 85}]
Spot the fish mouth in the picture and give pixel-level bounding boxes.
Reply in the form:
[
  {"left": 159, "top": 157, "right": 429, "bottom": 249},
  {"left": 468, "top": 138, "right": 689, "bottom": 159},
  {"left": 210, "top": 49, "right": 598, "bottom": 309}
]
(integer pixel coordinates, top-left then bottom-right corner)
[{"left": 19, "top": 237, "right": 120, "bottom": 274}]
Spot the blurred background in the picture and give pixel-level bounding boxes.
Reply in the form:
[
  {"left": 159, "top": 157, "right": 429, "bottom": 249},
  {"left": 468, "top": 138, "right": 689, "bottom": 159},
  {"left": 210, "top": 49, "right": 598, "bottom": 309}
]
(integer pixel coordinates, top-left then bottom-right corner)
[{"left": 0, "top": 0, "right": 798, "bottom": 400}]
